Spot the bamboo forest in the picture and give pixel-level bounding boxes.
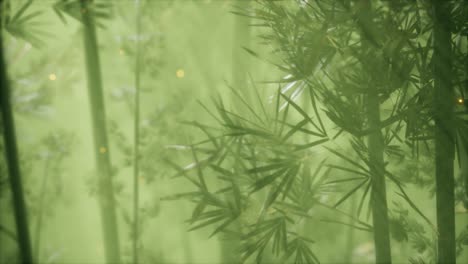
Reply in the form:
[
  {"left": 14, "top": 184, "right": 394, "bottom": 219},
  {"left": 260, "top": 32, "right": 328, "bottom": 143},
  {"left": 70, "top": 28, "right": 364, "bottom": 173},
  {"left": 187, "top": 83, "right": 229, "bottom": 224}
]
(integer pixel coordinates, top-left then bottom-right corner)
[{"left": 1, "top": 0, "right": 468, "bottom": 263}]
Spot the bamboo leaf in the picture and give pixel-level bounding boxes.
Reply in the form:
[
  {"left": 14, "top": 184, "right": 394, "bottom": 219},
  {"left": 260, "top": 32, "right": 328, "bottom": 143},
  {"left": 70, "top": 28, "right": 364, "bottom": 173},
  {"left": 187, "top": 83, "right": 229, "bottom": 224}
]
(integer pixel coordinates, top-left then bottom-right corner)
[
  {"left": 250, "top": 168, "right": 288, "bottom": 193},
  {"left": 293, "top": 138, "right": 329, "bottom": 151},
  {"left": 280, "top": 93, "right": 324, "bottom": 136},
  {"left": 334, "top": 179, "right": 369, "bottom": 208}
]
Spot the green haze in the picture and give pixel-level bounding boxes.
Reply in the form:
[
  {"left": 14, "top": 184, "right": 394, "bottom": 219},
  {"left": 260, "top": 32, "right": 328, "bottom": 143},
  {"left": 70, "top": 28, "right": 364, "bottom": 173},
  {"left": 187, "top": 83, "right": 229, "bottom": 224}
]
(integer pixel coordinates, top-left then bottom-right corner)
[{"left": 0, "top": 1, "right": 467, "bottom": 264}]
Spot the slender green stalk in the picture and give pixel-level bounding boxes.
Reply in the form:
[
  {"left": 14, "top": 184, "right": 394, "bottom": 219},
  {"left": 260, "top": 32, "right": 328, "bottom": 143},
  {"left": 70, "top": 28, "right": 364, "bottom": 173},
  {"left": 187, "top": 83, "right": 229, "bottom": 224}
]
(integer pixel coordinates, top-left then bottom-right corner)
[
  {"left": 465, "top": 77, "right": 468, "bottom": 209},
  {"left": 357, "top": 1, "right": 392, "bottom": 263},
  {"left": 133, "top": 0, "right": 142, "bottom": 263},
  {"left": 366, "top": 91, "right": 392, "bottom": 264},
  {"left": 33, "top": 158, "right": 50, "bottom": 262},
  {"left": 462, "top": 135, "right": 468, "bottom": 210},
  {"left": 432, "top": 1, "right": 456, "bottom": 263},
  {"left": 462, "top": 1, "right": 468, "bottom": 210},
  {"left": 0, "top": 14, "right": 34, "bottom": 264},
  {"left": 231, "top": 0, "right": 251, "bottom": 101},
  {"left": 344, "top": 189, "right": 358, "bottom": 262},
  {"left": 80, "top": 1, "right": 120, "bottom": 263}
]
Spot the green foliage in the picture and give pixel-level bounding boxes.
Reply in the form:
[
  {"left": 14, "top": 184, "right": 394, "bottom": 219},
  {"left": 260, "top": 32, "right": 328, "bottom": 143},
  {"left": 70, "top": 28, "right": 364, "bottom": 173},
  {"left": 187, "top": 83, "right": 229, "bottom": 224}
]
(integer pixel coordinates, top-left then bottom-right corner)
[
  {"left": 53, "top": 0, "right": 113, "bottom": 28},
  {"left": 0, "top": 0, "right": 467, "bottom": 263},
  {"left": 2, "top": 0, "right": 47, "bottom": 47},
  {"left": 171, "top": 0, "right": 467, "bottom": 263}
]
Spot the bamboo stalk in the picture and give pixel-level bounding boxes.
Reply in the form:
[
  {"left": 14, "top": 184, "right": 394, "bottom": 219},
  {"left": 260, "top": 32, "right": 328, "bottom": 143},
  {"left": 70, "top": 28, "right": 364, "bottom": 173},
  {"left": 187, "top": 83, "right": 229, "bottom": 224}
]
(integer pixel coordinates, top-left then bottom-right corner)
[
  {"left": 33, "top": 158, "right": 50, "bottom": 262},
  {"left": 463, "top": 137, "right": 468, "bottom": 210},
  {"left": 366, "top": 91, "right": 392, "bottom": 264},
  {"left": 432, "top": 0, "right": 456, "bottom": 263},
  {"left": 0, "top": 11, "right": 34, "bottom": 263},
  {"left": 133, "top": 0, "right": 142, "bottom": 263},
  {"left": 357, "top": 1, "right": 392, "bottom": 263},
  {"left": 344, "top": 186, "right": 358, "bottom": 262},
  {"left": 462, "top": 0, "right": 468, "bottom": 211},
  {"left": 80, "top": 0, "right": 120, "bottom": 263}
]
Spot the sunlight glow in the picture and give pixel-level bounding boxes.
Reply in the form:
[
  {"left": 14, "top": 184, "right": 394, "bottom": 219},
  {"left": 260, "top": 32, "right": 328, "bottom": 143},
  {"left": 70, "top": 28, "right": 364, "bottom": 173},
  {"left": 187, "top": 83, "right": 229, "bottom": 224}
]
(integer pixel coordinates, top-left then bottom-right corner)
[
  {"left": 457, "top": 98, "right": 464, "bottom": 105},
  {"left": 49, "top": 74, "right": 57, "bottom": 81},
  {"left": 99, "top": 147, "right": 107, "bottom": 154},
  {"left": 176, "top": 69, "right": 185, "bottom": 78}
]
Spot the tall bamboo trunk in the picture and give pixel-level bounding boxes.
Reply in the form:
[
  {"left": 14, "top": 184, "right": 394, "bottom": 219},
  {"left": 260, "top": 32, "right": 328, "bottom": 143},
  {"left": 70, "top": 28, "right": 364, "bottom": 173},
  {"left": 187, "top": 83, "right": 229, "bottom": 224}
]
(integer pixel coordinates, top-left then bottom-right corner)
[
  {"left": 459, "top": 133, "right": 468, "bottom": 210},
  {"left": 462, "top": 0, "right": 468, "bottom": 211},
  {"left": 432, "top": 0, "right": 456, "bottom": 263},
  {"left": 132, "top": 0, "right": 142, "bottom": 263},
  {"left": 366, "top": 92, "right": 392, "bottom": 264},
  {"left": 0, "top": 9, "right": 34, "bottom": 264},
  {"left": 80, "top": 1, "right": 120, "bottom": 263},
  {"left": 357, "top": 1, "right": 392, "bottom": 263}
]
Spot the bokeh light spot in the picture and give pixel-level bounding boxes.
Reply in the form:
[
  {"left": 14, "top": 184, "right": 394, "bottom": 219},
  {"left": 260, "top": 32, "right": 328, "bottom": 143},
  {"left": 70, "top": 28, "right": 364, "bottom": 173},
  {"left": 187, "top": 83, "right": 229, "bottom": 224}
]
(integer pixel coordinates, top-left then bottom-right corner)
[
  {"left": 176, "top": 69, "right": 185, "bottom": 78},
  {"left": 49, "top": 74, "right": 57, "bottom": 81}
]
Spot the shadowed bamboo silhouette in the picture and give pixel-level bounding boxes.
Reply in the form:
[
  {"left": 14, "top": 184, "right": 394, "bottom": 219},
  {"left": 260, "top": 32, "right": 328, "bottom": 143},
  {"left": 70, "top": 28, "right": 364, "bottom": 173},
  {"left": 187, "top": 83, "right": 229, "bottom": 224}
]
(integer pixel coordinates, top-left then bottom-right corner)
[
  {"left": 432, "top": 0, "right": 456, "bottom": 263},
  {"left": 454, "top": 0, "right": 468, "bottom": 211},
  {"left": 80, "top": 0, "right": 120, "bottom": 262},
  {"left": 464, "top": 1, "right": 468, "bottom": 211},
  {"left": 0, "top": 3, "right": 34, "bottom": 262},
  {"left": 357, "top": 1, "right": 392, "bottom": 263}
]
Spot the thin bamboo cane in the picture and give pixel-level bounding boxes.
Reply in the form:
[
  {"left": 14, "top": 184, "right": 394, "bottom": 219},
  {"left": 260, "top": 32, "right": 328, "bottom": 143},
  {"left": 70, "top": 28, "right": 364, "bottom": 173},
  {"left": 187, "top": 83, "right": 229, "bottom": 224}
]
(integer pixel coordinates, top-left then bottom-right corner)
[
  {"left": 80, "top": 0, "right": 120, "bottom": 262},
  {"left": 366, "top": 91, "right": 392, "bottom": 264},
  {"left": 432, "top": 0, "right": 456, "bottom": 263},
  {"left": 344, "top": 186, "right": 358, "bottom": 262},
  {"left": 357, "top": 1, "right": 392, "bottom": 263},
  {"left": 462, "top": 0, "right": 468, "bottom": 211},
  {"left": 132, "top": 0, "right": 142, "bottom": 263},
  {"left": 33, "top": 158, "right": 50, "bottom": 262},
  {"left": 0, "top": 10, "right": 34, "bottom": 263}
]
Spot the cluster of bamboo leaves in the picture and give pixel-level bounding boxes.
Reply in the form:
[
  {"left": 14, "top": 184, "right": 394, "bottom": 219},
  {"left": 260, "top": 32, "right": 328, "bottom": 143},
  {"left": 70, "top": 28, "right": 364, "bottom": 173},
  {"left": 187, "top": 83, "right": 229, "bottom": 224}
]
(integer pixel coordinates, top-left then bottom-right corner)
[
  {"left": 171, "top": 0, "right": 468, "bottom": 263},
  {"left": 1, "top": 0, "right": 468, "bottom": 263}
]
